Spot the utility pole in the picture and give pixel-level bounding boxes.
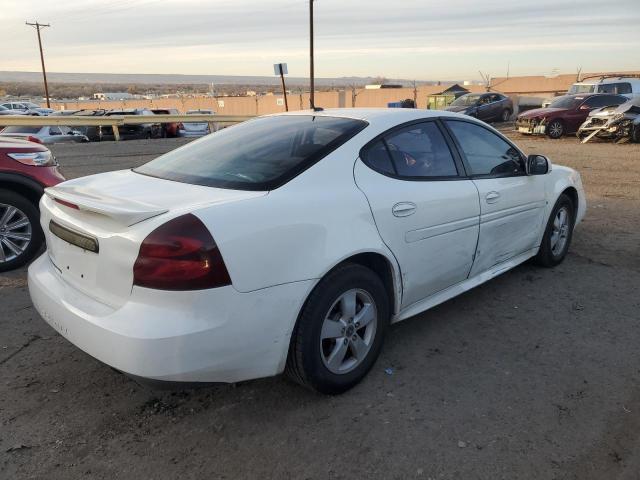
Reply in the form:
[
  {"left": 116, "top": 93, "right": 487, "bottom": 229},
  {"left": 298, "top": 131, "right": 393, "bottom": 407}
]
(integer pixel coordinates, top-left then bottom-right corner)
[
  {"left": 309, "top": 0, "right": 315, "bottom": 109},
  {"left": 26, "top": 21, "right": 51, "bottom": 108}
]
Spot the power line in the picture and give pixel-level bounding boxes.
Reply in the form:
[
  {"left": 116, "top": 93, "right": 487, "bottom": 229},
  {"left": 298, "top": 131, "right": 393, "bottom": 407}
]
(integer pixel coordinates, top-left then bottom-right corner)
[{"left": 25, "top": 21, "right": 51, "bottom": 108}]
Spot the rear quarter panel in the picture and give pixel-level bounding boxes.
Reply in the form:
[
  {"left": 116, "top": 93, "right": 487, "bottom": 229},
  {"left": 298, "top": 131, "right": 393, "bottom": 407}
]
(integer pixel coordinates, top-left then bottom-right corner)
[{"left": 193, "top": 129, "right": 401, "bottom": 300}]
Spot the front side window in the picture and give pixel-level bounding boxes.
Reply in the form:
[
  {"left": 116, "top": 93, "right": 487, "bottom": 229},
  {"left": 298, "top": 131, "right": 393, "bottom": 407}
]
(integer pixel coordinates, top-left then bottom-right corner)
[
  {"left": 446, "top": 120, "right": 524, "bottom": 176},
  {"left": 362, "top": 121, "right": 458, "bottom": 178},
  {"left": 136, "top": 115, "right": 367, "bottom": 190}
]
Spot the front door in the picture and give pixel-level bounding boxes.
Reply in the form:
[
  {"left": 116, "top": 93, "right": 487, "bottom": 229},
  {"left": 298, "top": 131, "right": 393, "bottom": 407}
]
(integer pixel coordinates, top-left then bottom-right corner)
[
  {"left": 354, "top": 120, "right": 480, "bottom": 308},
  {"left": 443, "top": 119, "right": 546, "bottom": 276}
]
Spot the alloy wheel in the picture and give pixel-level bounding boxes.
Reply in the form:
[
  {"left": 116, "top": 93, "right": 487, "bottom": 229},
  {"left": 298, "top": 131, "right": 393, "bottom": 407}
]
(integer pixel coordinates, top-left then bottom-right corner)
[
  {"left": 548, "top": 121, "right": 563, "bottom": 138},
  {"left": 550, "top": 206, "right": 570, "bottom": 256},
  {"left": 320, "top": 289, "right": 378, "bottom": 374},
  {"left": 0, "top": 203, "right": 32, "bottom": 264}
]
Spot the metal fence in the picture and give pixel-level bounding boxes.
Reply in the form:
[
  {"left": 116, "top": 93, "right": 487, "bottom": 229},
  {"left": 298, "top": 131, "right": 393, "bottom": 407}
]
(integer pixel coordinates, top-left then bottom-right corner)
[{"left": 0, "top": 114, "right": 254, "bottom": 140}]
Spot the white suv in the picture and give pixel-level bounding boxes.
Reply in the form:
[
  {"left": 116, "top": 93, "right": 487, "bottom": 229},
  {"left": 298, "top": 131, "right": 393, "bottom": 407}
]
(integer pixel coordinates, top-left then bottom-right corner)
[{"left": 568, "top": 77, "right": 640, "bottom": 98}]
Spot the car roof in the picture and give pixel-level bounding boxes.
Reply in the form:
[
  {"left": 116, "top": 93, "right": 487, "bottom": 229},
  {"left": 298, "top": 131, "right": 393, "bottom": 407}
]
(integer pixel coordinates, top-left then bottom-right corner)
[
  {"left": 559, "top": 93, "right": 624, "bottom": 100},
  {"left": 270, "top": 108, "right": 462, "bottom": 124}
]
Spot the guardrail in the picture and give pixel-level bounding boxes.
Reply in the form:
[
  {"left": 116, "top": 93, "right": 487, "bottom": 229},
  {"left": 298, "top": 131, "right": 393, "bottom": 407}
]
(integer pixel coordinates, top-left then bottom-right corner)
[{"left": 0, "top": 114, "right": 254, "bottom": 141}]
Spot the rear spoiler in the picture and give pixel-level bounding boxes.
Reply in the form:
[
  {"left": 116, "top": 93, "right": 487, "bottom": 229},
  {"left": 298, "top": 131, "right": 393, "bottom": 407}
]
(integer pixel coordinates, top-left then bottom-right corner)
[{"left": 45, "top": 185, "right": 167, "bottom": 226}]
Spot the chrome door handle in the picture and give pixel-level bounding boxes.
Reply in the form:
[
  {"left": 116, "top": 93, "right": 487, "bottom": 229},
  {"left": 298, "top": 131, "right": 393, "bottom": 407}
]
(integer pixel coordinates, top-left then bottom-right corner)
[
  {"left": 392, "top": 202, "right": 417, "bottom": 217},
  {"left": 485, "top": 191, "right": 501, "bottom": 204}
]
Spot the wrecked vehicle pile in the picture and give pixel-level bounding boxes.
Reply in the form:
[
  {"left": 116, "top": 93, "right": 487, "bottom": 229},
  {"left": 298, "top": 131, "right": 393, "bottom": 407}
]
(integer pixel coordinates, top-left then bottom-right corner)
[{"left": 578, "top": 99, "right": 640, "bottom": 144}]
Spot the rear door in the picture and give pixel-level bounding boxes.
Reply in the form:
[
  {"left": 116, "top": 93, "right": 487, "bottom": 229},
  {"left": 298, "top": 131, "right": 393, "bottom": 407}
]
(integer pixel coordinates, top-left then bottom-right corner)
[
  {"left": 354, "top": 119, "right": 480, "bottom": 308},
  {"left": 443, "top": 119, "right": 546, "bottom": 276},
  {"left": 475, "top": 95, "right": 493, "bottom": 121}
]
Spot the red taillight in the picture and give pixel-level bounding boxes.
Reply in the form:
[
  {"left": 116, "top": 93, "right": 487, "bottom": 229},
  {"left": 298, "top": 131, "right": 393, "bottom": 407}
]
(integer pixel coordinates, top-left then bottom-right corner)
[
  {"left": 27, "top": 135, "right": 42, "bottom": 144},
  {"left": 133, "top": 214, "right": 231, "bottom": 291}
]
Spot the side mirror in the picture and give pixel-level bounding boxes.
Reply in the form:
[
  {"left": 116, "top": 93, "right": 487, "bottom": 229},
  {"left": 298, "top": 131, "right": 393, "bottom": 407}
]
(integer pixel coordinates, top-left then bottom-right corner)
[{"left": 526, "top": 154, "right": 550, "bottom": 175}]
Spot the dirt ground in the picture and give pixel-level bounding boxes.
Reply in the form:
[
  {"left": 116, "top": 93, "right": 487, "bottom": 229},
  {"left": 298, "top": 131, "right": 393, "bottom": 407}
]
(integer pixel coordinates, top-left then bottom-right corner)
[{"left": 1, "top": 132, "right": 639, "bottom": 480}]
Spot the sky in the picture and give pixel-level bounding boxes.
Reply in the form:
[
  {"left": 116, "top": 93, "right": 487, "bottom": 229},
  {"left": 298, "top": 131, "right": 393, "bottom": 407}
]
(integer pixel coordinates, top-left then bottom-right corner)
[{"left": 2, "top": 0, "right": 639, "bottom": 81}]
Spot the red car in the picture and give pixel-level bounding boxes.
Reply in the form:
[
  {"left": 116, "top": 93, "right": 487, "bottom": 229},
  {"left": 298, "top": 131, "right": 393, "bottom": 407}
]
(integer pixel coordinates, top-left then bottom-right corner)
[
  {"left": 0, "top": 138, "right": 65, "bottom": 271},
  {"left": 151, "top": 108, "right": 180, "bottom": 137},
  {"left": 515, "top": 93, "right": 628, "bottom": 139}
]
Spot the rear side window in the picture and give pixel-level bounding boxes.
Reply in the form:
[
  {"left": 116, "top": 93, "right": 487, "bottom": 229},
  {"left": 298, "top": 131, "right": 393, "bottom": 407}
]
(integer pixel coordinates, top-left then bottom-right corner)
[
  {"left": 136, "top": 116, "right": 367, "bottom": 190},
  {"left": 362, "top": 121, "right": 458, "bottom": 179},
  {"left": 599, "top": 83, "right": 632, "bottom": 95},
  {"left": 445, "top": 120, "right": 524, "bottom": 176},
  {"left": 584, "top": 95, "right": 626, "bottom": 108}
]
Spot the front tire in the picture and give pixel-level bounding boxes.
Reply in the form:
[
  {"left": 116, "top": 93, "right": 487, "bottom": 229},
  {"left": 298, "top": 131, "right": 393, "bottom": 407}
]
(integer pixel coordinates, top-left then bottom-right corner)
[
  {"left": 534, "top": 194, "right": 575, "bottom": 267},
  {"left": 0, "top": 190, "right": 43, "bottom": 272},
  {"left": 546, "top": 119, "right": 565, "bottom": 139},
  {"left": 500, "top": 109, "right": 512, "bottom": 122},
  {"left": 286, "top": 264, "right": 390, "bottom": 394}
]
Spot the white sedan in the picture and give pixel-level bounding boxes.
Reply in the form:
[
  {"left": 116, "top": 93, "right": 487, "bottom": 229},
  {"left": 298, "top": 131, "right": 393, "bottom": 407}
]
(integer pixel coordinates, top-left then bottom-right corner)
[{"left": 28, "top": 109, "right": 586, "bottom": 394}]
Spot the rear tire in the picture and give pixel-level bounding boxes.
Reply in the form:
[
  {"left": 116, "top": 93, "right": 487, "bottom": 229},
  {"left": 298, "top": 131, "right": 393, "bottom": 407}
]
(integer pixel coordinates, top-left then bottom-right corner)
[
  {"left": 0, "top": 189, "right": 43, "bottom": 272},
  {"left": 285, "top": 264, "right": 390, "bottom": 394},
  {"left": 632, "top": 125, "right": 640, "bottom": 143},
  {"left": 533, "top": 194, "right": 575, "bottom": 267}
]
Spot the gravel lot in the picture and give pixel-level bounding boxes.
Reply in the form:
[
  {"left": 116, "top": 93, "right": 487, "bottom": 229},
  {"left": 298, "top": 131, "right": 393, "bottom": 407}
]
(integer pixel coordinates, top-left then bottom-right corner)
[{"left": 2, "top": 131, "right": 640, "bottom": 480}]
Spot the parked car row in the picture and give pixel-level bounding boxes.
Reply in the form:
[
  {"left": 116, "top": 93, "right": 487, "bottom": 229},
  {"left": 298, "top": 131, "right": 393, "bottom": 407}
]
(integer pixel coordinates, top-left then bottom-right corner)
[
  {"left": 515, "top": 93, "right": 638, "bottom": 142},
  {"left": 0, "top": 107, "right": 216, "bottom": 143}
]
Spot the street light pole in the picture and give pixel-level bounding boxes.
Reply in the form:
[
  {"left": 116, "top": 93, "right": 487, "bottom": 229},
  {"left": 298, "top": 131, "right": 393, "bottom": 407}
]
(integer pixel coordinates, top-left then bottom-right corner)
[
  {"left": 26, "top": 21, "right": 51, "bottom": 108},
  {"left": 309, "top": 0, "right": 315, "bottom": 109}
]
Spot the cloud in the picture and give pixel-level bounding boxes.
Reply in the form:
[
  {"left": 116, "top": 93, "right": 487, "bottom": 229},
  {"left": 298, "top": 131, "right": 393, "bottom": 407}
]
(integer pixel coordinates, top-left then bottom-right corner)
[{"left": 2, "top": 0, "right": 639, "bottom": 78}]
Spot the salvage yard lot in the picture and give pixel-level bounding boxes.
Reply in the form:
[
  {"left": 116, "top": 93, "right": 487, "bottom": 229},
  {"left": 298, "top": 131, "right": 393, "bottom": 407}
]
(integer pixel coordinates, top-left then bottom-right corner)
[{"left": 2, "top": 132, "right": 640, "bottom": 479}]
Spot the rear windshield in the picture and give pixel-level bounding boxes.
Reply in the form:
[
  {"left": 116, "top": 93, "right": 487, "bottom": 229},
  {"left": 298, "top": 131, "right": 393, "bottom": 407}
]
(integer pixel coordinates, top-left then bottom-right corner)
[
  {"left": 569, "top": 84, "right": 596, "bottom": 94},
  {"left": 1, "top": 126, "right": 41, "bottom": 134},
  {"left": 135, "top": 115, "right": 367, "bottom": 190},
  {"left": 549, "top": 96, "right": 583, "bottom": 109}
]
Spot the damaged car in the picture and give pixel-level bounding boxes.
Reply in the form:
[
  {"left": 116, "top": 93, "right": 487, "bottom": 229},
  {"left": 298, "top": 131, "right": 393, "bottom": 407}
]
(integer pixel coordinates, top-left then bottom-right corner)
[
  {"left": 577, "top": 98, "right": 640, "bottom": 143},
  {"left": 515, "top": 93, "right": 627, "bottom": 139}
]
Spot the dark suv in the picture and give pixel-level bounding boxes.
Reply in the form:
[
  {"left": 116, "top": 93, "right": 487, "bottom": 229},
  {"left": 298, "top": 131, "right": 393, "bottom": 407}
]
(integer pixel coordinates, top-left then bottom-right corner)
[
  {"left": 100, "top": 109, "right": 161, "bottom": 141},
  {"left": 0, "top": 138, "right": 65, "bottom": 271}
]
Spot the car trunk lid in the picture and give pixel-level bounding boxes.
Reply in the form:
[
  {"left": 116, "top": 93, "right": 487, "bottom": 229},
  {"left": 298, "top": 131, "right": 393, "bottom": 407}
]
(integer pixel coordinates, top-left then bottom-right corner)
[{"left": 41, "top": 169, "right": 266, "bottom": 307}]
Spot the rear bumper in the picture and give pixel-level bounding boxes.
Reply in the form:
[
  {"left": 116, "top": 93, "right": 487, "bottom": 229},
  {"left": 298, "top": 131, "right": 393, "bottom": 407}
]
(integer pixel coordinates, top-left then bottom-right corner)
[{"left": 28, "top": 254, "right": 313, "bottom": 383}]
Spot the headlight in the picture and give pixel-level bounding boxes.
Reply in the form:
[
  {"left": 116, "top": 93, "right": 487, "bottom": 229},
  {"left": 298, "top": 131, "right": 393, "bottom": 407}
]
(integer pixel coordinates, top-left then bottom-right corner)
[{"left": 7, "top": 150, "right": 56, "bottom": 167}]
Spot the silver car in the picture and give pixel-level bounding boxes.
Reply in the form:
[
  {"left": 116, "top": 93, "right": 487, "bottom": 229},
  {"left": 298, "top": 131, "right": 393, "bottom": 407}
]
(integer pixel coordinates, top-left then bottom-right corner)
[
  {"left": 0, "top": 125, "right": 89, "bottom": 144},
  {"left": 0, "top": 102, "right": 53, "bottom": 116},
  {"left": 178, "top": 109, "right": 214, "bottom": 137}
]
